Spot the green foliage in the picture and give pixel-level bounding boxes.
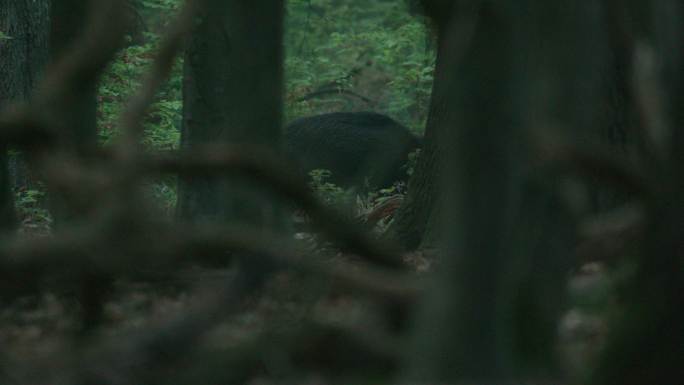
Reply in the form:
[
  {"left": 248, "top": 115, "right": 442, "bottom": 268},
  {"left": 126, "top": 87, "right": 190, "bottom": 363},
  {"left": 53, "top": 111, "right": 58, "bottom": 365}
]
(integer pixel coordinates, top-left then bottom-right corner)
[
  {"left": 98, "top": 35, "right": 182, "bottom": 151},
  {"left": 0, "top": 31, "right": 11, "bottom": 40},
  {"left": 98, "top": 2, "right": 182, "bottom": 214},
  {"left": 307, "top": 169, "right": 353, "bottom": 206},
  {"left": 285, "top": 0, "right": 435, "bottom": 133},
  {"left": 142, "top": 178, "right": 178, "bottom": 217},
  {"left": 307, "top": 168, "right": 408, "bottom": 232},
  {"left": 14, "top": 187, "right": 52, "bottom": 231}
]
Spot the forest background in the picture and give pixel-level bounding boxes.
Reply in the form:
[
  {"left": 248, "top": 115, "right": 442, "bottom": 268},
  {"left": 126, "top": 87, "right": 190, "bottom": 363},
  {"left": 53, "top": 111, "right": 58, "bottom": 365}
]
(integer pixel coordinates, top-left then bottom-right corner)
[{"left": 0, "top": 1, "right": 681, "bottom": 384}]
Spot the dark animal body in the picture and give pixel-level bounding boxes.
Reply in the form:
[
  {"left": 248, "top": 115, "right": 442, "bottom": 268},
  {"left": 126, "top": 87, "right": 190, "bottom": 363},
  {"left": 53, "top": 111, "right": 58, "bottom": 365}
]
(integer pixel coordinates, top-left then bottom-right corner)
[{"left": 284, "top": 112, "right": 421, "bottom": 190}]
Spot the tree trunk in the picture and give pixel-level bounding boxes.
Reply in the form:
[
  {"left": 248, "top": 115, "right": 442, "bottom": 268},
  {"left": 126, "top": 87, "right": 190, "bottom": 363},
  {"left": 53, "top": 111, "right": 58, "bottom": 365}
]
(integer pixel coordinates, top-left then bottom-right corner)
[
  {"left": 176, "top": 0, "right": 284, "bottom": 230},
  {"left": 395, "top": 1, "right": 639, "bottom": 250},
  {"left": 404, "top": 1, "right": 605, "bottom": 382},
  {"left": 591, "top": 2, "right": 684, "bottom": 384},
  {"left": 0, "top": 149, "right": 13, "bottom": 231},
  {"left": 49, "top": 0, "right": 97, "bottom": 150},
  {"left": 387, "top": 3, "right": 452, "bottom": 251},
  {"left": 0, "top": 0, "right": 51, "bottom": 230},
  {"left": 47, "top": 0, "right": 101, "bottom": 227}
]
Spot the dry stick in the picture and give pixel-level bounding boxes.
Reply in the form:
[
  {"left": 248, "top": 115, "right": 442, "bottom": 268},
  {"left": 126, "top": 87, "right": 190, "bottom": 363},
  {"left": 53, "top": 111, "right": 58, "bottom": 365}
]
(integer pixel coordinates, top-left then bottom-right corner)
[{"left": 147, "top": 145, "right": 406, "bottom": 269}]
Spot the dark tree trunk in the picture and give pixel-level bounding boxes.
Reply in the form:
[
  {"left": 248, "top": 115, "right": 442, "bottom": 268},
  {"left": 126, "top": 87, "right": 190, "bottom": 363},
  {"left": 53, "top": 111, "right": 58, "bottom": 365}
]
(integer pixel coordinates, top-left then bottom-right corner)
[
  {"left": 177, "top": 0, "right": 284, "bottom": 229},
  {"left": 0, "top": 0, "right": 51, "bottom": 230},
  {"left": 590, "top": 0, "right": 646, "bottom": 212},
  {"left": 47, "top": 1, "right": 102, "bottom": 227},
  {"left": 591, "top": 2, "right": 684, "bottom": 384},
  {"left": 0, "top": 0, "right": 50, "bottom": 103},
  {"left": 395, "top": 1, "right": 638, "bottom": 250},
  {"left": 404, "top": 1, "right": 605, "bottom": 383},
  {"left": 0, "top": 150, "right": 13, "bottom": 232},
  {"left": 387, "top": 3, "right": 454, "bottom": 251},
  {"left": 49, "top": 0, "right": 97, "bottom": 150}
]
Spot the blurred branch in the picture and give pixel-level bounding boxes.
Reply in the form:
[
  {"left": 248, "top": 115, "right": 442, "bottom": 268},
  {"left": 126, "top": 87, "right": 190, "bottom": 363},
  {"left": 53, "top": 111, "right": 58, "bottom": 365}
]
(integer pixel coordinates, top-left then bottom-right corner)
[
  {"left": 533, "top": 130, "right": 651, "bottom": 200},
  {"left": 0, "top": 1, "right": 420, "bottom": 383},
  {"left": 148, "top": 145, "right": 406, "bottom": 269},
  {"left": 0, "top": 219, "right": 419, "bottom": 301}
]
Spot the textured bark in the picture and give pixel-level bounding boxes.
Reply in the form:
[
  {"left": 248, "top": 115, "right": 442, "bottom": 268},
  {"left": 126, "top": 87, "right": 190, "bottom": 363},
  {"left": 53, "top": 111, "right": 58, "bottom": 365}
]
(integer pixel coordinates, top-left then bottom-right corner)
[
  {"left": 177, "top": 0, "right": 284, "bottom": 229},
  {"left": 0, "top": 0, "right": 51, "bottom": 230}
]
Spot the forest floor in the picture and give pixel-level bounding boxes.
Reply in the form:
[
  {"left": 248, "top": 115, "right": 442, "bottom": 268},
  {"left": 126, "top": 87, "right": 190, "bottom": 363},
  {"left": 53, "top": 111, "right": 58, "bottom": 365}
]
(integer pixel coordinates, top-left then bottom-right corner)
[{"left": 1, "top": 213, "right": 608, "bottom": 383}]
